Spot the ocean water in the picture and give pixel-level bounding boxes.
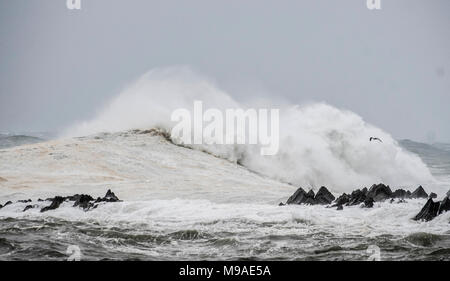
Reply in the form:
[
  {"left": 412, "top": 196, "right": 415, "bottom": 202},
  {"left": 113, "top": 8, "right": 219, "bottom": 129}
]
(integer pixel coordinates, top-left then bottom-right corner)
[
  {"left": 0, "top": 68, "right": 449, "bottom": 260},
  {"left": 0, "top": 131, "right": 449, "bottom": 261}
]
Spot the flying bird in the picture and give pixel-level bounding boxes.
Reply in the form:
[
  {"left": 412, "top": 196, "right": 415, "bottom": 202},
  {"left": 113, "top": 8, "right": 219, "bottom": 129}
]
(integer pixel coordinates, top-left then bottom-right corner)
[{"left": 369, "top": 137, "right": 382, "bottom": 143}]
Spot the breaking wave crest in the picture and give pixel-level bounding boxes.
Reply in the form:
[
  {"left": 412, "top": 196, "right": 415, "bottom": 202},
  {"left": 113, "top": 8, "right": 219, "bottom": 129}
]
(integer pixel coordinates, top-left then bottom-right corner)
[{"left": 63, "top": 67, "right": 434, "bottom": 193}]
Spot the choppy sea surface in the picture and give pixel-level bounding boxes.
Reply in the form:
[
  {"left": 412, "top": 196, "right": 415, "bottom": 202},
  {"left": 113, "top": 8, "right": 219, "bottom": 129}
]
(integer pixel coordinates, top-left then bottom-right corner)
[{"left": 0, "top": 132, "right": 449, "bottom": 261}]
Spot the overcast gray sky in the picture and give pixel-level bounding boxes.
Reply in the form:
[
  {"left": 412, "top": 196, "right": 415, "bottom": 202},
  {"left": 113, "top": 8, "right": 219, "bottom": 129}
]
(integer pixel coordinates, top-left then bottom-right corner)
[{"left": 0, "top": 0, "right": 449, "bottom": 142}]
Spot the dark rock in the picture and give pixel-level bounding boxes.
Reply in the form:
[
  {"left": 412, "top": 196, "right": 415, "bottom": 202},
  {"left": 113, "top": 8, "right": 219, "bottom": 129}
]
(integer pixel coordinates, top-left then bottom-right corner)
[
  {"left": 70, "top": 190, "right": 120, "bottom": 209},
  {"left": 429, "top": 192, "right": 437, "bottom": 199},
  {"left": 347, "top": 189, "right": 367, "bottom": 206},
  {"left": 73, "top": 194, "right": 94, "bottom": 210},
  {"left": 67, "top": 194, "right": 90, "bottom": 202},
  {"left": 411, "top": 186, "right": 428, "bottom": 199},
  {"left": 281, "top": 183, "right": 447, "bottom": 221},
  {"left": 95, "top": 189, "right": 120, "bottom": 203},
  {"left": 23, "top": 205, "right": 35, "bottom": 212},
  {"left": 413, "top": 198, "right": 440, "bottom": 221},
  {"left": 314, "top": 186, "right": 335, "bottom": 205},
  {"left": 1, "top": 189, "right": 121, "bottom": 213},
  {"left": 278, "top": 202, "right": 285, "bottom": 206},
  {"left": 105, "top": 189, "right": 120, "bottom": 201},
  {"left": 438, "top": 197, "right": 450, "bottom": 215},
  {"left": 392, "top": 189, "right": 410, "bottom": 199},
  {"left": 41, "top": 196, "right": 65, "bottom": 212},
  {"left": 286, "top": 187, "right": 308, "bottom": 205},
  {"left": 285, "top": 187, "right": 316, "bottom": 205},
  {"left": 367, "top": 183, "right": 392, "bottom": 202},
  {"left": 304, "top": 190, "right": 316, "bottom": 205},
  {"left": 334, "top": 193, "right": 350, "bottom": 206},
  {"left": 0, "top": 204, "right": 2, "bottom": 209},
  {"left": 363, "top": 197, "right": 374, "bottom": 208}
]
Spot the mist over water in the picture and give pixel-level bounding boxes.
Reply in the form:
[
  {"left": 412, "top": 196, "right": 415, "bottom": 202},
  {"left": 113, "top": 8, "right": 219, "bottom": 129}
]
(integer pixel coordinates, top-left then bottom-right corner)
[{"left": 64, "top": 67, "right": 435, "bottom": 193}]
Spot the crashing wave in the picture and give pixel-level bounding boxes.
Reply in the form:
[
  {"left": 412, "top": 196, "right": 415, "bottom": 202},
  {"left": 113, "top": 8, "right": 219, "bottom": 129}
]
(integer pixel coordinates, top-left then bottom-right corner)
[{"left": 63, "top": 67, "right": 435, "bottom": 193}]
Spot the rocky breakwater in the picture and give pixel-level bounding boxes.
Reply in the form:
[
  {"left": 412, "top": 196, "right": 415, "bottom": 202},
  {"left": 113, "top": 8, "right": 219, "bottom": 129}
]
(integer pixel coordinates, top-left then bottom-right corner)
[
  {"left": 280, "top": 184, "right": 449, "bottom": 222},
  {"left": 0, "top": 189, "right": 121, "bottom": 213}
]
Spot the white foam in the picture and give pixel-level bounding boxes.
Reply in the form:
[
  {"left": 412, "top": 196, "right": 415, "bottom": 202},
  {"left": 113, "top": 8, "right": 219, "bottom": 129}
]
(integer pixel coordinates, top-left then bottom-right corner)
[
  {"left": 0, "top": 131, "right": 448, "bottom": 239},
  {"left": 62, "top": 67, "right": 435, "bottom": 193},
  {"left": 1, "top": 198, "right": 448, "bottom": 238}
]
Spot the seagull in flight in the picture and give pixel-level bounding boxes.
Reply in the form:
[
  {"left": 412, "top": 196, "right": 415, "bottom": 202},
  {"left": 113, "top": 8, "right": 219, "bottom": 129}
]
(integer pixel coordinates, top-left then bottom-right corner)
[{"left": 369, "top": 137, "right": 382, "bottom": 143}]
